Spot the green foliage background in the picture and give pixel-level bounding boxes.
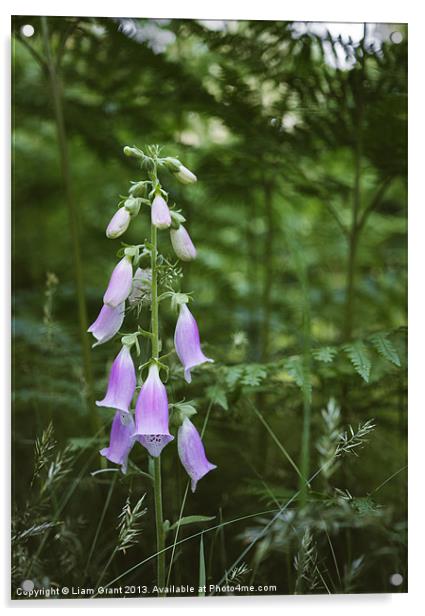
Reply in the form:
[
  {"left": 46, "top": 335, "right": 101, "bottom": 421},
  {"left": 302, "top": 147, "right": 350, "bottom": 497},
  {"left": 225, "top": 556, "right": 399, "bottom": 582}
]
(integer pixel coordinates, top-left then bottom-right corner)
[{"left": 12, "top": 16, "right": 407, "bottom": 597}]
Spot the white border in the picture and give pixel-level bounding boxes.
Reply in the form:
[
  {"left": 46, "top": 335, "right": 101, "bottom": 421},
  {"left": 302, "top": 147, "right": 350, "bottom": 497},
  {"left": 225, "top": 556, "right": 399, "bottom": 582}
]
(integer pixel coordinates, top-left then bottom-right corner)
[{"left": 2, "top": 1, "right": 424, "bottom": 613}]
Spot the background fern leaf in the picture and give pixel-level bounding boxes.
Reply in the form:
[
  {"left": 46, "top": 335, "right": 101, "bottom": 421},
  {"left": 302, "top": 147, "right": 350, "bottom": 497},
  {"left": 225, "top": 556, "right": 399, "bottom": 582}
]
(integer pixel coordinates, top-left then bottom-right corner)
[
  {"left": 343, "top": 342, "right": 372, "bottom": 382},
  {"left": 312, "top": 346, "right": 338, "bottom": 363},
  {"left": 369, "top": 333, "right": 401, "bottom": 367}
]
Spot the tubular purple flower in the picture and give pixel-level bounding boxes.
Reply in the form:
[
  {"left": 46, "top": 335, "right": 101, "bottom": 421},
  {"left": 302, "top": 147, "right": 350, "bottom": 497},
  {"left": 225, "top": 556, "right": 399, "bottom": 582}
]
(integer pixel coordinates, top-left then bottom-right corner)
[
  {"left": 174, "top": 303, "right": 213, "bottom": 383},
  {"left": 100, "top": 411, "right": 136, "bottom": 473},
  {"left": 133, "top": 364, "right": 174, "bottom": 457},
  {"left": 88, "top": 302, "right": 125, "bottom": 346},
  {"left": 170, "top": 225, "right": 197, "bottom": 262},
  {"left": 106, "top": 207, "right": 131, "bottom": 239},
  {"left": 103, "top": 256, "right": 133, "bottom": 308},
  {"left": 177, "top": 418, "right": 216, "bottom": 492},
  {"left": 96, "top": 345, "right": 136, "bottom": 412},
  {"left": 151, "top": 195, "right": 171, "bottom": 229}
]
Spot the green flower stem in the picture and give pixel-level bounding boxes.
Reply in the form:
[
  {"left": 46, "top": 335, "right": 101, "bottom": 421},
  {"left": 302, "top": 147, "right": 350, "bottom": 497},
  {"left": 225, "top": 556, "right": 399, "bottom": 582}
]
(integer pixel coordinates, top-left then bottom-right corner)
[
  {"left": 149, "top": 166, "right": 166, "bottom": 596},
  {"left": 153, "top": 456, "right": 165, "bottom": 595}
]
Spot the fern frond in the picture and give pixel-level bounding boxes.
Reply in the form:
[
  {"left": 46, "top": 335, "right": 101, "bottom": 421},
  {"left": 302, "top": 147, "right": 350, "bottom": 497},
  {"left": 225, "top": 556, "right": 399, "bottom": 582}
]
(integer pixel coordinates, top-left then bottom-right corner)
[
  {"left": 285, "top": 356, "right": 312, "bottom": 402},
  {"left": 343, "top": 342, "right": 371, "bottom": 382},
  {"left": 369, "top": 332, "right": 401, "bottom": 367},
  {"left": 312, "top": 346, "right": 338, "bottom": 363}
]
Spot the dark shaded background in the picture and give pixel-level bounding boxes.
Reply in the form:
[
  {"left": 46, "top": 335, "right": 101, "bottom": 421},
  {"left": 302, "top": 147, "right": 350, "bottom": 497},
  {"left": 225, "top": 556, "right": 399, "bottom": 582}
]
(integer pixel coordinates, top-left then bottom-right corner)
[{"left": 12, "top": 17, "right": 407, "bottom": 596}]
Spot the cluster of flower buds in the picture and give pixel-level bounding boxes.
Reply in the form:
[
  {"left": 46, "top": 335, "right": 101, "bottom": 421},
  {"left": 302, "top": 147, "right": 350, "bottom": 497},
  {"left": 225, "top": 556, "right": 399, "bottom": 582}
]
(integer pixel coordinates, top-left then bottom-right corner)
[{"left": 89, "top": 146, "right": 216, "bottom": 492}]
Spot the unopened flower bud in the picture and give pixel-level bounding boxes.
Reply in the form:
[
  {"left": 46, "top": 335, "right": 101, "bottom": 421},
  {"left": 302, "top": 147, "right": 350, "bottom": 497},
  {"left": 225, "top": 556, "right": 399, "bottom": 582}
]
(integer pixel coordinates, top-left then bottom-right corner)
[
  {"left": 163, "top": 157, "right": 181, "bottom": 173},
  {"left": 151, "top": 195, "right": 171, "bottom": 230},
  {"left": 106, "top": 207, "right": 131, "bottom": 239},
  {"left": 124, "top": 197, "right": 141, "bottom": 217},
  {"left": 170, "top": 225, "right": 197, "bottom": 261},
  {"left": 170, "top": 210, "right": 186, "bottom": 229},
  {"left": 163, "top": 157, "right": 197, "bottom": 184},
  {"left": 123, "top": 145, "right": 144, "bottom": 158},
  {"left": 129, "top": 182, "right": 147, "bottom": 198},
  {"left": 175, "top": 164, "right": 197, "bottom": 184}
]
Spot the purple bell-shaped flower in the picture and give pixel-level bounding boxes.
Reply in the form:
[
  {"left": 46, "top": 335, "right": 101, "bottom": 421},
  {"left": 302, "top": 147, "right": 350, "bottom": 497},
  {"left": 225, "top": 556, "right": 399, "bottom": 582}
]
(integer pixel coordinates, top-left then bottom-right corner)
[
  {"left": 174, "top": 303, "right": 213, "bottom": 383},
  {"left": 133, "top": 364, "right": 174, "bottom": 457},
  {"left": 96, "top": 344, "right": 136, "bottom": 413},
  {"left": 177, "top": 418, "right": 216, "bottom": 492},
  {"left": 88, "top": 302, "right": 125, "bottom": 346},
  {"left": 103, "top": 256, "right": 133, "bottom": 308},
  {"left": 170, "top": 225, "right": 197, "bottom": 262},
  {"left": 106, "top": 207, "right": 131, "bottom": 239},
  {"left": 151, "top": 195, "right": 171, "bottom": 230},
  {"left": 100, "top": 411, "right": 136, "bottom": 473}
]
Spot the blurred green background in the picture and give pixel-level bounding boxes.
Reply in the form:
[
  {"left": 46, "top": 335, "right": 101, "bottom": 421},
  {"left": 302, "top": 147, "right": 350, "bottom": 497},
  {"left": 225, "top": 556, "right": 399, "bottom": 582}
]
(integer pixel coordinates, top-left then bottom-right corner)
[{"left": 12, "top": 17, "right": 407, "bottom": 597}]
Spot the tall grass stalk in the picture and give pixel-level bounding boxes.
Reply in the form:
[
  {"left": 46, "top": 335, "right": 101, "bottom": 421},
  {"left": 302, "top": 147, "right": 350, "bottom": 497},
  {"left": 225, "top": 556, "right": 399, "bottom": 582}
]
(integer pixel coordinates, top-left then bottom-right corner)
[{"left": 40, "top": 17, "right": 99, "bottom": 433}]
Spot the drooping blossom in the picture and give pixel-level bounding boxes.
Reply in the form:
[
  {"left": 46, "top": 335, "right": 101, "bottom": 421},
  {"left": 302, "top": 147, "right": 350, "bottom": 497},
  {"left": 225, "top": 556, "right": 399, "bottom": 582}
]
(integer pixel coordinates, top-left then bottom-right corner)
[
  {"left": 96, "top": 345, "right": 136, "bottom": 412},
  {"left": 88, "top": 302, "right": 125, "bottom": 346},
  {"left": 106, "top": 207, "right": 131, "bottom": 239},
  {"left": 174, "top": 303, "right": 213, "bottom": 383},
  {"left": 177, "top": 418, "right": 216, "bottom": 492},
  {"left": 151, "top": 195, "right": 171, "bottom": 229},
  {"left": 103, "top": 256, "right": 133, "bottom": 308},
  {"left": 100, "top": 411, "right": 136, "bottom": 473},
  {"left": 128, "top": 268, "right": 152, "bottom": 306},
  {"left": 133, "top": 364, "right": 174, "bottom": 457},
  {"left": 170, "top": 225, "right": 197, "bottom": 262}
]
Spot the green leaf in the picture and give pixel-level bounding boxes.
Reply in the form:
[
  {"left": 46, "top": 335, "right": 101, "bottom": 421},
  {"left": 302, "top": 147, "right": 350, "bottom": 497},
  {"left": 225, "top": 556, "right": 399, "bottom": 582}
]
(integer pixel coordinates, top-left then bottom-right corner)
[
  {"left": 241, "top": 364, "right": 267, "bottom": 387},
  {"left": 225, "top": 365, "right": 244, "bottom": 389},
  {"left": 312, "top": 346, "right": 338, "bottom": 363},
  {"left": 343, "top": 342, "right": 372, "bottom": 382},
  {"left": 369, "top": 333, "right": 401, "bottom": 367},
  {"left": 169, "top": 515, "right": 215, "bottom": 531},
  {"left": 170, "top": 400, "right": 197, "bottom": 427},
  {"left": 206, "top": 385, "right": 228, "bottom": 410},
  {"left": 285, "top": 356, "right": 312, "bottom": 402}
]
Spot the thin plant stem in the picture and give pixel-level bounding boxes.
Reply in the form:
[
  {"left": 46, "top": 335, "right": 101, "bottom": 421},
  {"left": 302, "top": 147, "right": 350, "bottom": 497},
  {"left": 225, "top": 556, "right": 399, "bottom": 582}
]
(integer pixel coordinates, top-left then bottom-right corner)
[
  {"left": 84, "top": 473, "right": 117, "bottom": 580},
  {"left": 343, "top": 24, "right": 366, "bottom": 340},
  {"left": 40, "top": 17, "right": 99, "bottom": 434},
  {"left": 248, "top": 401, "right": 305, "bottom": 484},
  {"left": 283, "top": 216, "right": 312, "bottom": 506},
  {"left": 153, "top": 456, "right": 165, "bottom": 594},
  {"left": 149, "top": 166, "right": 166, "bottom": 596}
]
